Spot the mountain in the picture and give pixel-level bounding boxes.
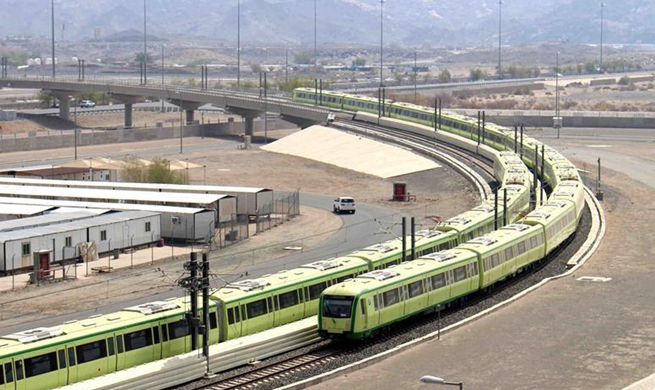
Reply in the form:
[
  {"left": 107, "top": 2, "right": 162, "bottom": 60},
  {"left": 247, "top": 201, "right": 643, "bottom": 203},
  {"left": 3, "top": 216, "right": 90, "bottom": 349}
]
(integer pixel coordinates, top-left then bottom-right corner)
[{"left": 1, "top": 0, "right": 654, "bottom": 46}]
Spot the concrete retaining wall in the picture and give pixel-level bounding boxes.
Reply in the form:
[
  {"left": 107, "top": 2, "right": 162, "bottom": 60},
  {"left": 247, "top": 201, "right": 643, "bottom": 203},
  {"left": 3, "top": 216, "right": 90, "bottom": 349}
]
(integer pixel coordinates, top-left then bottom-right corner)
[{"left": 0, "top": 118, "right": 294, "bottom": 154}]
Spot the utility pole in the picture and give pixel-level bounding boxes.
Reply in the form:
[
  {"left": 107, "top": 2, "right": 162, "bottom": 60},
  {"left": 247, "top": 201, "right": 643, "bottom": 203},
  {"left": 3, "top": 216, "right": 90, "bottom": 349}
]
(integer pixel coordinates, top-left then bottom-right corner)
[
  {"left": 498, "top": 0, "right": 503, "bottom": 79},
  {"left": 237, "top": 0, "right": 241, "bottom": 89},
  {"left": 51, "top": 0, "right": 56, "bottom": 79},
  {"left": 143, "top": 0, "right": 148, "bottom": 85},
  {"left": 600, "top": 2, "right": 605, "bottom": 74},
  {"left": 285, "top": 48, "right": 289, "bottom": 84},
  {"left": 414, "top": 50, "right": 418, "bottom": 103},
  {"left": 178, "top": 252, "right": 200, "bottom": 351},
  {"left": 380, "top": 0, "right": 385, "bottom": 87},
  {"left": 314, "top": 0, "right": 318, "bottom": 81}
]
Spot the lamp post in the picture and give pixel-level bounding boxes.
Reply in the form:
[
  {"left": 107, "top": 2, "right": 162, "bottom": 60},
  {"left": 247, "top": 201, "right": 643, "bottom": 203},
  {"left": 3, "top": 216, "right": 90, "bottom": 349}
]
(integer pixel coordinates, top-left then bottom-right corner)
[
  {"left": 161, "top": 44, "right": 165, "bottom": 112},
  {"left": 380, "top": 0, "right": 385, "bottom": 87},
  {"left": 237, "top": 0, "right": 241, "bottom": 89},
  {"left": 143, "top": 0, "right": 148, "bottom": 85},
  {"left": 555, "top": 51, "right": 561, "bottom": 139},
  {"left": 51, "top": 0, "right": 56, "bottom": 79},
  {"left": 314, "top": 0, "right": 318, "bottom": 81},
  {"left": 498, "top": 0, "right": 503, "bottom": 79},
  {"left": 598, "top": 3, "right": 605, "bottom": 73},
  {"left": 414, "top": 50, "right": 418, "bottom": 103},
  {"left": 420, "top": 375, "right": 463, "bottom": 390}
]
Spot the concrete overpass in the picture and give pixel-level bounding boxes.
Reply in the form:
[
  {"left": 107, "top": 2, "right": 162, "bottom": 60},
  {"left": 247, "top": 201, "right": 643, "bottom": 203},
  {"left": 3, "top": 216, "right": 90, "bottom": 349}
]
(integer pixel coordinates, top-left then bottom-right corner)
[{"left": 0, "top": 77, "right": 330, "bottom": 134}]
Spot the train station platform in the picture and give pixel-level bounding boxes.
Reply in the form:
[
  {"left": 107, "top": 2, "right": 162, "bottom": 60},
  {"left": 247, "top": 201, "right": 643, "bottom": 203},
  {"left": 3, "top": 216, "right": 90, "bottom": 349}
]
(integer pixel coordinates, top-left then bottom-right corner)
[{"left": 261, "top": 125, "right": 441, "bottom": 178}]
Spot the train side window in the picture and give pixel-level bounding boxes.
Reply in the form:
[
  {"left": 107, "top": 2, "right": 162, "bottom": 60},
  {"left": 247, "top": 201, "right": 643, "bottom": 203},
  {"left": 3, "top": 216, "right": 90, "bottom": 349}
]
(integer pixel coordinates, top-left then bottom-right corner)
[
  {"left": 76, "top": 340, "right": 108, "bottom": 364},
  {"left": 0, "top": 365, "right": 3, "bottom": 384},
  {"left": 67, "top": 347, "right": 76, "bottom": 366},
  {"left": 153, "top": 327, "right": 160, "bottom": 344},
  {"left": 24, "top": 352, "right": 58, "bottom": 378},
  {"left": 360, "top": 300, "right": 366, "bottom": 315},
  {"left": 162, "top": 324, "right": 169, "bottom": 342},
  {"left": 209, "top": 312, "right": 218, "bottom": 329},
  {"left": 454, "top": 267, "right": 467, "bottom": 282},
  {"left": 308, "top": 282, "right": 327, "bottom": 300},
  {"left": 14, "top": 361, "right": 23, "bottom": 381},
  {"left": 431, "top": 273, "right": 445, "bottom": 289},
  {"left": 382, "top": 289, "right": 399, "bottom": 307},
  {"left": 504, "top": 248, "right": 513, "bottom": 261},
  {"left": 298, "top": 288, "right": 305, "bottom": 304},
  {"left": 227, "top": 308, "right": 235, "bottom": 324},
  {"left": 116, "top": 336, "right": 124, "bottom": 354},
  {"left": 408, "top": 281, "right": 423, "bottom": 298},
  {"left": 124, "top": 329, "right": 153, "bottom": 351},
  {"left": 108, "top": 338, "right": 115, "bottom": 356},
  {"left": 168, "top": 320, "right": 191, "bottom": 340},
  {"left": 58, "top": 349, "right": 66, "bottom": 369},
  {"left": 267, "top": 297, "right": 273, "bottom": 313},
  {"left": 246, "top": 299, "right": 267, "bottom": 319},
  {"left": 279, "top": 290, "right": 299, "bottom": 309},
  {"left": 4, "top": 363, "right": 12, "bottom": 383}
]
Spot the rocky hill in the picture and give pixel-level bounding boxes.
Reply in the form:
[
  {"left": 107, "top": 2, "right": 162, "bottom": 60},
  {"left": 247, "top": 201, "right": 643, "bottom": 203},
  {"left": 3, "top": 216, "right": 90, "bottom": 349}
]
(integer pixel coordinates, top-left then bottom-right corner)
[{"left": 1, "top": 0, "right": 654, "bottom": 46}]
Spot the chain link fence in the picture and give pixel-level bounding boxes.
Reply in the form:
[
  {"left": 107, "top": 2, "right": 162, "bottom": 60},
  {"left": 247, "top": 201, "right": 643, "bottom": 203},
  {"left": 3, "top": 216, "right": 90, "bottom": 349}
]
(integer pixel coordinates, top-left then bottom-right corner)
[{"left": 255, "top": 190, "right": 301, "bottom": 234}]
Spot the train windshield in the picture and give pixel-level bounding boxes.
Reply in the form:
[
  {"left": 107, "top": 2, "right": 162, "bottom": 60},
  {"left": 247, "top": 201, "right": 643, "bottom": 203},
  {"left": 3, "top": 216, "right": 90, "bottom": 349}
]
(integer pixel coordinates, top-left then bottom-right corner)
[{"left": 322, "top": 295, "right": 354, "bottom": 318}]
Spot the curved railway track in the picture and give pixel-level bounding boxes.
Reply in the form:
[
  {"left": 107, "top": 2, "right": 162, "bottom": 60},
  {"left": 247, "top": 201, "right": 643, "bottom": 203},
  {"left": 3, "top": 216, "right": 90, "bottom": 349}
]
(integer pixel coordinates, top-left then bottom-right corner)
[{"left": 334, "top": 118, "right": 495, "bottom": 200}]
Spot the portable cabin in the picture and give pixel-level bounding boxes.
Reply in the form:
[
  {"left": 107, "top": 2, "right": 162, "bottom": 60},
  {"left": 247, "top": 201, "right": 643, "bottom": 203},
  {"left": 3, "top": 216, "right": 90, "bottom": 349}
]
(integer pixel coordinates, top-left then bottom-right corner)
[
  {"left": 0, "top": 178, "right": 270, "bottom": 218},
  {"left": 0, "top": 210, "right": 103, "bottom": 233},
  {"left": 0, "top": 197, "right": 214, "bottom": 241}
]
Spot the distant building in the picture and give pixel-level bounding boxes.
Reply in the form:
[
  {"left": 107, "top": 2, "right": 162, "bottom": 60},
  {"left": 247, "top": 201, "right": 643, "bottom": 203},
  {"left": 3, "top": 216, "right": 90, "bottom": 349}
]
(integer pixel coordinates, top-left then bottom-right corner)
[{"left": 44, "top": 58, "right": 58, "bottom": 65}]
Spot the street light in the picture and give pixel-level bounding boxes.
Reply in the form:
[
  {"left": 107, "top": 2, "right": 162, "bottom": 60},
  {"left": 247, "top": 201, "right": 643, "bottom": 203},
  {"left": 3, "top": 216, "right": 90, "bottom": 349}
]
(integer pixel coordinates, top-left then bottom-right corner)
[
  {"left": 420, "top": 375, "right": 463, "bottom": 390},
  {"left": 598, "top": 3, "right": 605, "bottom": 73},
  {"left": 143, "top": 0, "right": 148, "bottom": 85},
  {"left": 51, "top": 0, "right": 56, "bottom": 79},
  {"left": 498, "top": 0, "right": 503, "bottom": 79},
  {"left": 379, "top": 0, "right": 385, "bottom": 87},
  {"left": 555, "top": 51, "right": 561, "bottom": 139},
  {"left": 314, "top": 0, "right": 318, "bottom": 81},
  {"left": 161, "top": 44, "right": 166, "bottom": 112},
  {"left": 237, "top": 0, "right": 241, "bottom": 89}
]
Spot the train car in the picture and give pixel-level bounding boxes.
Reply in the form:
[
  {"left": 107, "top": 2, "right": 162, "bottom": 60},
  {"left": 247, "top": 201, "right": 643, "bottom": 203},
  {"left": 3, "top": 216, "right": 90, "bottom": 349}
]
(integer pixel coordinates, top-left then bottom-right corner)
[
  {"left": 549, "top": 182, "right": 586, "bottom": 222},
  {"left": 210, "top": 257, "right": 369, "bottom": 341},
  {"left": 437, "top": 208, "right": 496, "bottom": 243},
  {"left": 480, "top": 184, "right": 531, "bottom": 224},
  {"left": 0, "top": 298, "right": 219, "bottom": 390},
  {"left": 494, "top": 151, "right": 534, "bottom": 188},
  {"left": 318, "top": 250, "right": 478, "bottom": 340},
  {"left": 458, "top": 223, "right": 546, "bottom": 289},
  {"left": 522, "top": 200, "right": 578, "bottom": 255}
]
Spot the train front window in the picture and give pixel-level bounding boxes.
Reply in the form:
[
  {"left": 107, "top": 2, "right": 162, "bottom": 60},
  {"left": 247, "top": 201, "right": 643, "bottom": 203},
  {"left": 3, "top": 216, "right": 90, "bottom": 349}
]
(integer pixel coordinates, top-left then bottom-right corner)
[{"left": 322, "top": 295, "right": 354, "bottom": 318}]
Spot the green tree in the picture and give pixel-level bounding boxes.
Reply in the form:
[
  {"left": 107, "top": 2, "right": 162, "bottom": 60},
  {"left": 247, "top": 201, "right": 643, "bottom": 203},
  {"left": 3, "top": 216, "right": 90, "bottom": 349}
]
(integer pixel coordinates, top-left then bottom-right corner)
[
  {"left": 352, "top": 58, "right": 366, "bottom": 67},
  {"left": 147, "top": 158, "right": 187, "bottom": 184},
  {"left": 438, "top": 69, "right": 451, "bottom": 83},
  {"left": 36, "top": 92, "right": 54, "bottom": 108},
  {"left": 469, "top": 68, "right": 485, "bottom": 81},
  {"left": 294, "top": 51, "right": 313, "bottom": 65},
  {"left": 134, "top": 52, "right": 153, "bottom": 63},
  {"left": 121, "top": 157, "right": 148, "bottom": 182},
  {"left": 250, "top": 63, "right": 262, "bottom": 74}
]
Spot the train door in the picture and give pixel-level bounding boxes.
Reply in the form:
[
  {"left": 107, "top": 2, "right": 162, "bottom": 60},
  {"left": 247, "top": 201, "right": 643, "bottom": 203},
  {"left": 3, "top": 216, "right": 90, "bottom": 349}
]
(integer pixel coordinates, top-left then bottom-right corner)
[
  {"left": 56, "top": 349, "right": 68, "bottom": 387},
  {"left": 1, "top": 360, "right": 15, "bottom": 390},
  {"left": 106, "top": 336, "right": 117, "bottom": 374},
  {"left": 12, "top": 360, "right": 24, "bottom": 390},
  {"left": 65, "top": 346, "right": 77, "bottom": 384},
  {"left": 115, "top": 334, "right": 126, "bottom": 371}
]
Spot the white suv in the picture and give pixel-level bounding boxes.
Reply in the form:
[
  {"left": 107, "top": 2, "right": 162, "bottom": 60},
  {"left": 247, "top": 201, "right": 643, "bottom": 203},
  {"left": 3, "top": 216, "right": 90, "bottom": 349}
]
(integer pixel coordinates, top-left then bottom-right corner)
[
  {"left": 333, "top": 196, "right": 356, "bottom": 214},
  {"left": 79, "top": 100, "right": 96, "bottom": 108}
]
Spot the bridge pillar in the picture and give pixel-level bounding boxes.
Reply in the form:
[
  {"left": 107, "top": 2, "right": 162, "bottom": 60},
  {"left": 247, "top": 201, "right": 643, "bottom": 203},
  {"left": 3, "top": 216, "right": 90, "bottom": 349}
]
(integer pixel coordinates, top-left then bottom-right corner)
[
  {"left": 227, "top": 107, "right": 262, "bottom": 137},
  {"left": 125, "top": 103, "right": 134, "bottom": 128},
  {"left": 59, "top": 98, "right": 70, "bottom": 121}
]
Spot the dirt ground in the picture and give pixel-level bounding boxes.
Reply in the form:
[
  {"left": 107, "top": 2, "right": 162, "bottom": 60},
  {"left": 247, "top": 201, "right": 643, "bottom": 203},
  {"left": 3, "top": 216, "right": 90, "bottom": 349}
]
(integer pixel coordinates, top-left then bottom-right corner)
[{"left": 0, "top": 122, "right": 477, "bottom": 328}]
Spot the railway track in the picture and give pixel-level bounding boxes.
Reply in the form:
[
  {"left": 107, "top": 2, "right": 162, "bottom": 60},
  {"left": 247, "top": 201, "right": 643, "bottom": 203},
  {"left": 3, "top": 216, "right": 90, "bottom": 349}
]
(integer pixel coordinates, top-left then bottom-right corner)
[{"left": 334, "top": 118, "right": 496, "bottom": 199}]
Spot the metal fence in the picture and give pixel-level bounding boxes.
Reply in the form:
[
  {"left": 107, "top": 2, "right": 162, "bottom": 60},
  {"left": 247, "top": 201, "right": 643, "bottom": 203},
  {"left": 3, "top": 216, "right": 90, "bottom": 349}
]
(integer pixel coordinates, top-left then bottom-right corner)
[{"left": 255, "top": 190, "right": 301, "bottom": 234}]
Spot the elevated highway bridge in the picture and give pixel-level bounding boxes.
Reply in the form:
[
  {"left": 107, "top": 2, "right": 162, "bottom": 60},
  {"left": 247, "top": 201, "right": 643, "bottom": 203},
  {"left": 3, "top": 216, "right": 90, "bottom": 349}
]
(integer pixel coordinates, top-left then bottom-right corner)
[{"left": 0, "top": 77, "right": 330, "bottom": 133}]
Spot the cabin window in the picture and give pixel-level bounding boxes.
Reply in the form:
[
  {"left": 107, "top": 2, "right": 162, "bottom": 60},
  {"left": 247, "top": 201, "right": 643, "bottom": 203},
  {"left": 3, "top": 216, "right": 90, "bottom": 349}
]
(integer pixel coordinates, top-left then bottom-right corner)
[
  {"left": 168, "top": 320, "right": 191, "bottom": 339},
  {"left": 505, "top": 248, "right": 514, "bottom": 260},
  {"left": 76, "top": 340, "right": 107, "bottom": 364},
  {"left": 382, "top": 289, "right": 400, "bottom": 307},
  {"left": 408, "top": 281, "right": 424, "bottom": 298},
  {"left": 21, "top": 242, "right": 30, "bottom": 256},
  {"left": 209, "top": 312, "right": 218, "bottom": 329},
  {"left": 431, "top": 273, "right": 446, "bottom": 289},
  {"left": 0, "top": 365, "right": 3, "bottom": 384},
  {"left": 227, "top": 307, "right": 239, "bottom": 324},
  {"left": 145, "top": 222, "right": 151, "bottom": 232},
  {"left": 124, "top": 329, "right": 153, "bottom": 351},
  {"left": 453, "top": 266, "right": 467, "bottom": 282},
  {"left": 308, "top": 282, "right": 327, "bottom": 300},
  {"left": 24, "top": 352, "right": 58, "bottom": 378},
  {"left": 336, "top": 274, "right": 352, "bottom": 283},
  {"left": 360, "top": 300, "right": 366, "bottom": 315},
  {"left": 100, "top": 230, "right": 107, "bottom": 241},
  {"left": 153, "top": 327, "right": 160, "bottom": 344},
  {"left": 58, "top": 349, "right": 66, "bottom": 369},
  {"left": 278, "top": 291, "right": 299, "bottom": 309},
  {"left": 65, "top": 236, "right": 72, "bottom": 247},
  {"left": 518, "top": 242, "right": 526, "bottom": 254},
  {"left": 246, "top": 299, "right": 267, "bottom": 319}
]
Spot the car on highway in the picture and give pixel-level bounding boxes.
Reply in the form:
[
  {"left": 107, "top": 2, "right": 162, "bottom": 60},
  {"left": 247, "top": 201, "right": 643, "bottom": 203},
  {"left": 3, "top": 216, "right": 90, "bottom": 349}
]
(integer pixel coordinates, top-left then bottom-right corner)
[
  {"left": 79, "top": 99, "right": 96, "bottom": 108},
  {"left": 333, "top": 196, "right": 356, "bottom": 214}
]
